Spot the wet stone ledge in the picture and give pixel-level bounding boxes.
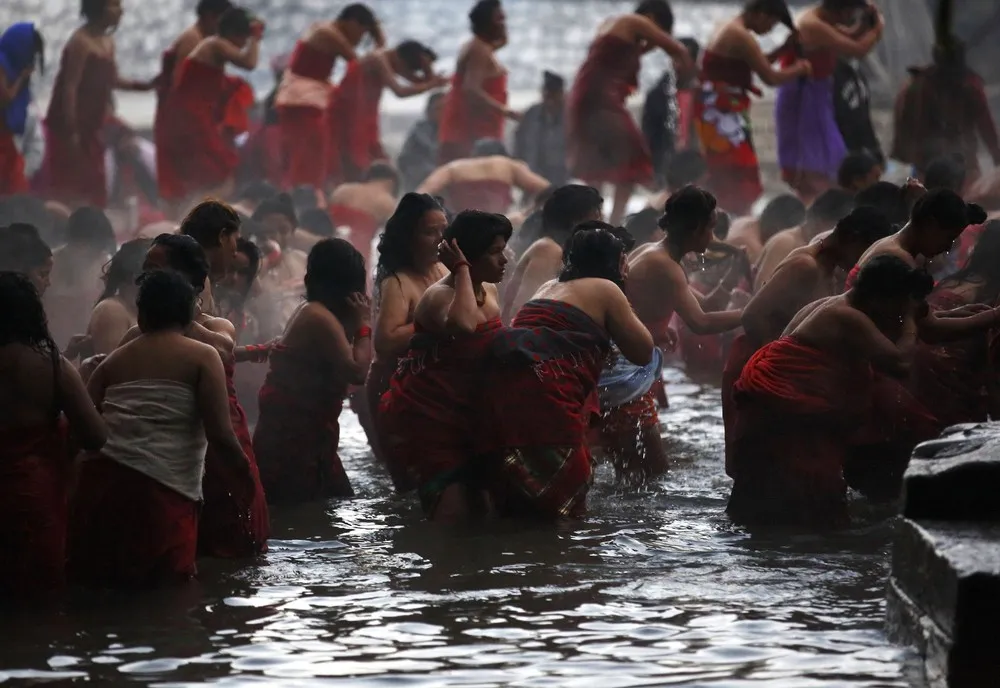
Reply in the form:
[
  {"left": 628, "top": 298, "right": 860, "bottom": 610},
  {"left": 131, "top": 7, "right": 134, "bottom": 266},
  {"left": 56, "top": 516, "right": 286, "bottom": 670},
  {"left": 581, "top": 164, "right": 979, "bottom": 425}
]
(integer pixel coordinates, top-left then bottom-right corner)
[{"left": 887, "top": 423, "right": 1000, "bottom": 687}]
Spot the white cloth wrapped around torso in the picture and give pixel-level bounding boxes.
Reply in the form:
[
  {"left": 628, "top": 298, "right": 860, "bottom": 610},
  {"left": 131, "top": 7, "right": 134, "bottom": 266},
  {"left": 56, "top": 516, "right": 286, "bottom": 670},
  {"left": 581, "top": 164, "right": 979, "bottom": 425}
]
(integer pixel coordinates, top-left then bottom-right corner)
[{"left": 97, "top": 380, "right": 208, "bottom": 501}]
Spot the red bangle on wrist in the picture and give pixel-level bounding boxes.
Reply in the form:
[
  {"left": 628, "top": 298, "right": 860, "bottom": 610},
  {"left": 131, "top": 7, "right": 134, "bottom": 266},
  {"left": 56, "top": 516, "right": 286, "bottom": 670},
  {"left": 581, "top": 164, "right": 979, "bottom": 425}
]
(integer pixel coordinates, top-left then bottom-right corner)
[
  {"left": 454, "top": 260, "right": 470, "bottom": 271},
  {"left": 356, "top": 325, "right": 372, "bottom": 340}
]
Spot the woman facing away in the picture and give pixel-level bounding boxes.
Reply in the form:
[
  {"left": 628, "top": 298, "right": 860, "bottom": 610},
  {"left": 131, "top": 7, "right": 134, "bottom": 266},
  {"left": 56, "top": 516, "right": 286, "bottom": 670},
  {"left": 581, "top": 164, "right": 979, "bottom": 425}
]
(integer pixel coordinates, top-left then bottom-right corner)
[
  {"left": 379, "top": 210, "right": 510, "bottom": 522},
  {"left": 70, "top": 269, "right": 251, "bottom": 588},
  {"left": 477, "top": 224, "right": 653, "bottom": 519},
  {"left": 0, "top": 272, "right": 105, "bottom": 596},
  {"left": 566, "top": 0, "right": 694, "bottom": 225},
  {"left": 696, "top": 0, "right": 810, "bottom": 216},
  {"left": 253, "top": 238, "right": 372, "bottom": 504},
  {"left": 83, "top": 238, "right": 151, "bottom": 357},
  {"left": 366, "top": 193, "right": 449, "bottom": 490}
]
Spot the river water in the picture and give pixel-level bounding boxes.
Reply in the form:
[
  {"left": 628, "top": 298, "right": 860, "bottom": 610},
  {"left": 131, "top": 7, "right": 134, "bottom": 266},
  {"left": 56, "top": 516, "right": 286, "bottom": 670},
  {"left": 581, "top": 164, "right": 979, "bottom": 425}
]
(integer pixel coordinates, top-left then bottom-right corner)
[{"left": 2, "top": 368, "right": 922, "bottom": 686}]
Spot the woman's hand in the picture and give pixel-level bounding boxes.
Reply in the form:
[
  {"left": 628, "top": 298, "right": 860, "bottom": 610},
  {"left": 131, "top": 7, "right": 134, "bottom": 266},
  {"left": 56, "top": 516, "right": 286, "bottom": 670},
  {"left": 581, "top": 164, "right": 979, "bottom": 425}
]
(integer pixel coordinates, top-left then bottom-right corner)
[
  {"left": 438, "top": 239, "right": 470, "bottom": 272},
  {"left": 347, "top": 292, "right": 372, "bottom": 325}
]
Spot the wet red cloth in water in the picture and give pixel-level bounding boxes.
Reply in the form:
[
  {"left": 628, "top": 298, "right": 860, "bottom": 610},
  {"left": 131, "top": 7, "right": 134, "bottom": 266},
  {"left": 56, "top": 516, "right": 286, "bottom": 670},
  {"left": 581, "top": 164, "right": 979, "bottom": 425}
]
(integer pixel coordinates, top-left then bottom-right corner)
[
  {"left": 328, "top": 59, "right": 387, "bottom": 182},
  {"left": 253, "top": 343, "right": 352, "bottom": 503},
  {"left": 380, "top": 319, "right": 503, "bottom": 514},
  {"left": 0, "top": 422, "right": 71, "bottom": 594},
  {"left": 68, "top": 456, "right": 200, "bottom": 588},
  {"left": 199, "top": 360, "right": 269, "bottom": 558},
  {"left": 159, "top": 59, "right": 240, "bottom": 201},
  {"left": 695, "top": 51, "right": 763, "bottom": 216},
  {"left": 438, "top": 71, "right": 508, "bottom": 165},
  {"left": 0, "top": 124, "right": 27, "bottom": 196},
  {"left": 567, "top": 34, "right": 652, "bottom": 186},
  {"left": 445, "top": 180, "right": 513, "bottom": 214},
  {"left": 728, "top": 336, "right": 872, "bottom": 528},
  {"left": 477, "top": 300, "right": 610, "bottom": 518},
  {"left": 721, "top": 332, "right": 759, "bottom": 478},
  {"left": 329, "top": 204, "right": 380, "bottom": 259},
  {"left": 40, "top": 51, "right": 115, "bottom": 207},
  {"left": 278, "top": 42, "right": 336, "bottom": 189}
]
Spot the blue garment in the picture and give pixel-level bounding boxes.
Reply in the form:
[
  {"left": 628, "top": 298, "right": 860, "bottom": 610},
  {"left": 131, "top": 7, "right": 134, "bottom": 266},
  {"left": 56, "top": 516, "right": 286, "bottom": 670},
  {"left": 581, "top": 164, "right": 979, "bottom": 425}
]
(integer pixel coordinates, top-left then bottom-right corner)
[
  {"left": 598, "top": 346, "right": 663, "bottom": 411},
  {"left": 0, "top": 22, "right": 38, "bottom": 135}
]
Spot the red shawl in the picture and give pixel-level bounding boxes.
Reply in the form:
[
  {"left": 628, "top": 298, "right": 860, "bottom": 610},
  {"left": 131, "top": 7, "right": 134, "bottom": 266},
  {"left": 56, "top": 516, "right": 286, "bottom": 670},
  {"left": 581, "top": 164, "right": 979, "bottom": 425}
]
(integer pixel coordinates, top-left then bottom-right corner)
[{"left": 328, "top": 59, "right": 386, "bottom": 182}]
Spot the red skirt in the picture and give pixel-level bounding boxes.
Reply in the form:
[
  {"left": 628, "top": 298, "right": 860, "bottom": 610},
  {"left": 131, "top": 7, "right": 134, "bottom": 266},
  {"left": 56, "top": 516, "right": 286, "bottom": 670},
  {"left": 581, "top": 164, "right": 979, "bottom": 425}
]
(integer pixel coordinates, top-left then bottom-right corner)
[
  {"left": 68, "top": 457, "right": 199, "bottom": 588},
  {"left": 0, "top": 126, "right": 28, "bottom": 196},
  {"left": 279, "top": 105, "right": 329, "bottom": 190},
  {"left": 0, "top": 423, "right": 71, "bottom": 595}
]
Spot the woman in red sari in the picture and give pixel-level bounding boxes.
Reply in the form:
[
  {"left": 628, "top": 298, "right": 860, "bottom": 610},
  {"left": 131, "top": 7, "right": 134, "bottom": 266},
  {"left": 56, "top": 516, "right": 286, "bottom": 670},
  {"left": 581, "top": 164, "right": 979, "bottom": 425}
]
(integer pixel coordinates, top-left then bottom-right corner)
[
  {"left": 729, "top": 256, "right": 932, "bottom": 529},
  {"left": 159, "top": 8, "right": 262, "bottom": 210},
  {"left": 72, "top": 270, "right": 251, "bottom": 588},
  {"left": 0, "top": 23, "right": 44, "bottom": 197},
  {"left": 0, "top": 271, "right": 105, "bottom": 597},
  {"left": 567, "top": 1, "right": 694, "bottom": 225},
  {"left": 154, "top": 0, "right": 233, "bottom": 202},
  {"left": 438, "top": 0, "right": 517, "bottom": 165},
  {"left": 276, "top": 4, "right": 383, "bottom": 190},
  {"left": 253, "top": 238, "right": 372, "bottom": 503},
  {"left": 380, "top": 210, "right": 510, "bottom": 521},
  {"left": 40, "top": 0, "right": 152, "bottom": 208},
  {"left": 479, "top": 224, "right": 653, "bottom": 519},
  {"left": 368, "top": 193, "right": 448, "bottom": 489},
  {"left": 696, "top": 0, "right": 810, "bottom": 215},
  {"left": 330, "top": 41, "right": 446, "bottom": 183}
]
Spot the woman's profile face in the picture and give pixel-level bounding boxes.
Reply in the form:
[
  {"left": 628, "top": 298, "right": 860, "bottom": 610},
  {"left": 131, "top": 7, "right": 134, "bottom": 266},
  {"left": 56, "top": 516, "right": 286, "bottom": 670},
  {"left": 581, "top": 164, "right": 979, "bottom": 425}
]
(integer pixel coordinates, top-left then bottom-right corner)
[{"left": 412, "top": 209, "right": 448, "bottom": 266}]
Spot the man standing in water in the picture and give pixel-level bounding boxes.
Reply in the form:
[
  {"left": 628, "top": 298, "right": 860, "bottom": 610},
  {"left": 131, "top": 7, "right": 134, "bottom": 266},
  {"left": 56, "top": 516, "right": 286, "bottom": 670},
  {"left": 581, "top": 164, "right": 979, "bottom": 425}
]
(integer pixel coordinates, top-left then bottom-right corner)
[{"left": 603, "top": 186, "right": 743, "bottom": 480}]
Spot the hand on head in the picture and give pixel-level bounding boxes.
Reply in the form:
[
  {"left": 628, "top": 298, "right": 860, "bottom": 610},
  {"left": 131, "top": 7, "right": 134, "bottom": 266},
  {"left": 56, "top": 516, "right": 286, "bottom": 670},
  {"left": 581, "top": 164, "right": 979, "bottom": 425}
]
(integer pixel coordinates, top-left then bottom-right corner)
[{"left": 438, "top": 239, "right": 469, "bottom": 271}]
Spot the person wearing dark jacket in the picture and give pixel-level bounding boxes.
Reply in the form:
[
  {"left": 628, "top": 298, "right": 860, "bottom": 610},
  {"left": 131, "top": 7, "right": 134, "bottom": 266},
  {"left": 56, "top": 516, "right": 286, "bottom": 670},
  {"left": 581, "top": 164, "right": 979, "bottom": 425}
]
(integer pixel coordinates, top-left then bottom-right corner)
[
  {"left": 397, "top": 92, "right": 446, "bottom": 192},
  {"left": 513, "top": 71, "right": 568, "bottom": 187}
]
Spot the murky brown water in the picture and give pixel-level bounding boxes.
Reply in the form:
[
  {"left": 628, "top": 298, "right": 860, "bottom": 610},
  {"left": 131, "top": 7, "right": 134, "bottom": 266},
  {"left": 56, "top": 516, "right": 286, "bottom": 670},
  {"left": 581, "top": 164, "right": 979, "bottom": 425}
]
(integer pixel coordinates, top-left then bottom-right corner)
[{"left": 1, "top": 368, "right": 921, "bottom": 686}]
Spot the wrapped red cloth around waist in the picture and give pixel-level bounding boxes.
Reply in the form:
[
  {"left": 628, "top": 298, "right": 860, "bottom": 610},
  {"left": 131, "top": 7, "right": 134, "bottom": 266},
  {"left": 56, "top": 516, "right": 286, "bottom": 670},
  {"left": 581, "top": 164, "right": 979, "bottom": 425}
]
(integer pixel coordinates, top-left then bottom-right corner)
[
  {"left": 446, "top": 180, "right": 513, "bottom": 214},
  {"left": 287, "top": 41, "right": 336, "bottom": 82},
  {"left": 439, "top": 72, "right": 507, "bottom": 148}
]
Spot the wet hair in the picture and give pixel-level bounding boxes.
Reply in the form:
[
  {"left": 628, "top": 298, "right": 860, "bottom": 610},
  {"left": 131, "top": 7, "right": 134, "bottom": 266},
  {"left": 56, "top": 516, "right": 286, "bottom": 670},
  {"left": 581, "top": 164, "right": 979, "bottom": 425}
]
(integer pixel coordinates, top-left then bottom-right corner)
[
  {"left": 852, "top": 255, "right": 934, "bottom": 304},
  {"left": 559, "top": 222, "right": 629, "bottom": 289},
  {"left": 0, "top": 223, "right": 51, "bottom": 274},
  {"left": 665, "top": 150, "right": 707, "bottom": 191},
  {"left": 81, "top": 0, "right": 110, "bottom": 22},
  {"left": 290, "top": 185, "right": 320, "bottom": 214},
  {"left": 0, "top": 271, "right": 56, "bottom": 356},
  {"left": 136, "top": 269, "right": 197, "bottom": 333},
  {"left": 338, "top": 3, "right": 379, "bottom": 31},
  {"left": 806, "top": 188, "right": 855, "bottom": 228},
  {"left": 636, "top": 0, "right": 674, "bottom": 33},
  {"left": 923, "top": 154, "right": 967, "bottom": 193},
  {"left": 469, "top": 0, "right": 502, "bottom": 37},
  {"left": 911, "top": 189, "right": 986, "bottom": 234},
  {"left": 472, "top": 138, "right": 509, "bottom": 158},
  {"left": 714, "top": 210, "right": 732, "bottom": 240},
  {"left": 855, "top": 181, "right": 909, "bottom": 227},
  {"left": 542, "top": 185, "right": 604, "bottom": 244},
  {"left": 939, "top": 220, "right": 1000, "bottom": 302},
  {"left": 65, "top": 206, "right": 116, "bottom": 254},
  {"left": 830, "top": 205, "right": 893, "bottom": 247},
  {"left": 252, "top": 193, "right": 298, "bottom": 228},
  {"left": 236, "top": 181, "right": 279, "bottom": 205},
  {"left": 304, "top": 238, "right": 367, "bottom": 320},
  {"left": 217, "top": 7, "right": 253, "bottom": 38},
  {"left": 443, "top": 210, "right": 513, "bottom": 262},
  {"left": 180, "top": 199, "right": 241, "bottom": 249},
  {"left": 657, "top": 185, "right": 718, "bottom": 243},
  {"left": 743, "top": 0, "right": 794, "bottom": 29},
  {"left": 821, "top": 0, "right": 869, "bottom": 11},
  {"left": 376, "top": 193, "right": 444, "bottom": 283},
  {"left": 396, "top": 40, "right": 437, "bottom": 71},
  {"left": 364, "top": 162, "right": 401, "bottom": 196},
  {"left": 97, "top": 238, "right": 151, "bottom": 304},
  {"left": 196, "top": 0, "right": 232, "bottom": 18},
  {"left": 625, "top": 207, "right": 662, "bottom": 245},
  {"left": 759, "top": 194, "right": 806, "bottom": 242},
  {"left": 542, "top": 71, "right": 565, "bottom": 93},
  {"left": 837, "top": 151, "right": 879, "bottom": 189},
  {"left": 300, "top": 208, "right": 335, "bottom": 237},
  {"left": 150, "top": 234, "right": 210, "bottom": 294}
]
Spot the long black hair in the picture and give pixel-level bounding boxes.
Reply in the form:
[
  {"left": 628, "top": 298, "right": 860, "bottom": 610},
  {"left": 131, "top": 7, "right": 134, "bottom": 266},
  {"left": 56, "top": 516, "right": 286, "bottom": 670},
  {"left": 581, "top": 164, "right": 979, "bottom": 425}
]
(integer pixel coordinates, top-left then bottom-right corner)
[
  {"left": 559, "top": 222, "right": 629, "bottom": 289},
  {"left": 149, "top": 234, "right": 210, "bottom": 294},
  {"left": 305, "top": 238, "right": 367, "bottom": 322},
  {"left": 97, "top": 238, "right": 151, "bottom": 305},
  {"left": 940, "top": 220, "right": 1000, "bottom": 305},
  {"left": 375, "top": 193, "right": 443, "bottom": 286},
  {"left": 0, "top": 271, "right": 61, "bottom": 418}
]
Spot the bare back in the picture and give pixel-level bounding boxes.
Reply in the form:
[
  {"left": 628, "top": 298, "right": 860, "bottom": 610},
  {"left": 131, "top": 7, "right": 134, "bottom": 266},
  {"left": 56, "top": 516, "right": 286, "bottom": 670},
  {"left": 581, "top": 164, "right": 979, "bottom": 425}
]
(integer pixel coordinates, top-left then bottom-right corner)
[{"left": 329, "top": 182, "right": 397, "bottom": 223}]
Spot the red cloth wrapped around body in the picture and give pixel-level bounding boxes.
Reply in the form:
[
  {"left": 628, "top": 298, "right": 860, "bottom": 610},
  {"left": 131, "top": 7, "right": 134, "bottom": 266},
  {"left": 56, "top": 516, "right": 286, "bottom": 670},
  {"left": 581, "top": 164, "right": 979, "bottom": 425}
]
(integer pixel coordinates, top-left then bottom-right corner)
[
  {"left": 278, "top": 41, "right": 336, "bottom": 190},
  {"left": 438, "top": 71, "right": 507, "bottom": 165},
  {"left": 721, "top": 332, "right": 759, "bottom": 478},
  {"left": 0, "top": 123, "right": 28, "bottom": 195},
  {"left": 445, "top": 180, "right": 513, "bottom": 214},
  {"left": 0, "top": 421, "right": 71, "bottom": 595},
  {"left": 329, "top": 204, "right": 380, "bottom": 259},
  {"left": 198, "top": 359, "right": 269, "bottom": 558},
  {"left": 39, "top": 51, "right": 115, "bottom": 207},
  {"left": 253, "top": 343, "right": 352, "bottom": 503},
  {"left": 68, "top": 456, "right": 200, "bottom": 588},
  {"left": 567, "top": 35, "right": 652, "bottom": 187},
  {"left": 159, "top": 59, "right": 240, "bottom": 202},
  {"left": 154, "top": 48, "right": 182, "bottom": 201},
  {"left": 328, "top": 59, "right": 386, "bottom": 182},
  {"left": 476, "top": 300, "right": 611, "bottom": 518},
  {"left": 238, "top": 120, "right": 284, "bottom": 187},
  {"left": 379, "top": 319, "right": 503, "bottom": 513},
  {"left": 365, "top": 357, "right": 405, "bottom": 489},
  {"left": 728, "top": 336, "right": 873, "bottom": 528}
]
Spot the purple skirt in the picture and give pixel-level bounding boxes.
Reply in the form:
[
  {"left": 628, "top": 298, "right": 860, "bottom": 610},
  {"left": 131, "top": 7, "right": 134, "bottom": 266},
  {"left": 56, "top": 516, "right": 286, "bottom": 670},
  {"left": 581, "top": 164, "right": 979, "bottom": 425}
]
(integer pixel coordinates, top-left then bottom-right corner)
[{"left": 775, "top": 77, "right": 846, "bottom": 180}]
